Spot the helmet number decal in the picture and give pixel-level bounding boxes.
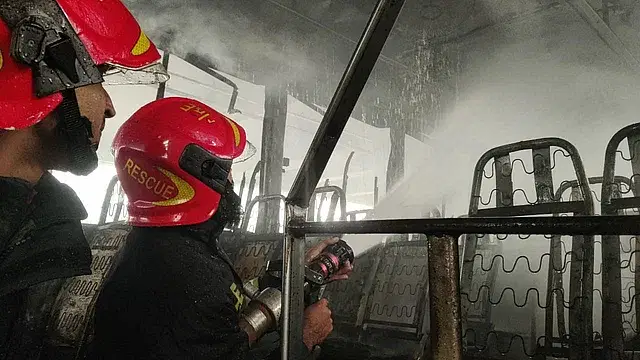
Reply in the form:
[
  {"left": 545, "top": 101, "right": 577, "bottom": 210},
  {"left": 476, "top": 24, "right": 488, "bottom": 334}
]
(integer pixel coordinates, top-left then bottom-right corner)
[
  {"left": 180, "top": 103, "right": 215, "bottom": 122},
  {"left": 179, "top": 102, "right": 242, "bottom": 148}
]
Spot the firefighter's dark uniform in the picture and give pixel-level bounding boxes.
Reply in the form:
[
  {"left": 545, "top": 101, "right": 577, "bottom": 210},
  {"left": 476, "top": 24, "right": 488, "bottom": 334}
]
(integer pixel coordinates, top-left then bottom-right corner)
[
  {"left": 88, "top": 225, "right": 307, "bottom": 360},
  {"left": 0, "top": 173, "right": 92, "bottom": 359}
]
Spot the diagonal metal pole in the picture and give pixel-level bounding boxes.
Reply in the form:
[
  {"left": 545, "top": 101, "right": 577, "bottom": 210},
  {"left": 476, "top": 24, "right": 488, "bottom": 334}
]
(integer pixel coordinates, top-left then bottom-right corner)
[
  {"left": 280, "top": 0, "right": 406, "bottom": 359},
  {"left": 285, "top": 0, "right": 407, "bottom": 208}
]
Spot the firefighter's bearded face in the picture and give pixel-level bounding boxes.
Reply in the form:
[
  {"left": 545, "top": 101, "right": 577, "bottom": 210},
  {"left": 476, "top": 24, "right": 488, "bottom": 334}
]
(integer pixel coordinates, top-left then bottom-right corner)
[
  {"left": 198, "top": 180, "right": 242, "bottom": 242},
  {"left": 216, "top": 180, "right": 243, "bottom": 229},
  {"left": 37, "top": 84, "right": 116, "bottom": 171},
  {"left": 208, "top": 171, "right": 242, "bottom": 233}
]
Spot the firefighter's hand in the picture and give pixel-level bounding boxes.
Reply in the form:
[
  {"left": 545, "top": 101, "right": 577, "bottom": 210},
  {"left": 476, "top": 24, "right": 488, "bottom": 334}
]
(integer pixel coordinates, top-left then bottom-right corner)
[
  {"left": 302, "top": 298, "right": 333, "bottom": 350},
  {"left": 305, "top": 237, "right": 353, "bottom": 281}
]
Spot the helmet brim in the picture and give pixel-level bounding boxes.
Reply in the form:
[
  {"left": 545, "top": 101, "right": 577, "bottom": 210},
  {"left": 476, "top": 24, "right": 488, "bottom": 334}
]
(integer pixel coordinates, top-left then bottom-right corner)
[
  {"left": 233, "top": 140, "right": 257, "bottom": 164},
  {"left": 103, "top": 62, "right": 170, "bottom": 86}
]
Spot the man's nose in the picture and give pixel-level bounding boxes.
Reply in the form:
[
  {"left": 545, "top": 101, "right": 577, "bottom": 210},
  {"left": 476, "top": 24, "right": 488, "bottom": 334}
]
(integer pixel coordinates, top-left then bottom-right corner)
[{"left": 105, "top": 90, "right": 116, "bottom": 119}]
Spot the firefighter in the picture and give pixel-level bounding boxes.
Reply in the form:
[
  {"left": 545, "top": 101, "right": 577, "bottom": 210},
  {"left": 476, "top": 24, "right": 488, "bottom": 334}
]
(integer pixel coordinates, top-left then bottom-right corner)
[
  {"left": 0, "top": 0, "right": 167, "bottom": 358},
  {"left": 88, "top": 97, "right": 352, "bottom": 360}
]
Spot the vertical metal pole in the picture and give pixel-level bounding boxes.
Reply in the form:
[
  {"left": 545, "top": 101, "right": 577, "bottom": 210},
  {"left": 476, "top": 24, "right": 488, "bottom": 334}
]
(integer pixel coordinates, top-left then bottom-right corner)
[
  {"left": 428, "top": 235, "right": 463, "bottom": 360},
  {"left": 601, "top": 232, "right": 623, "bottom": 359},
  {"left": 342, "top": 151, "right": 355, "bottom": 198},
  {"left": 532, "top": 147, "right": 563, "bottom": 355},
  {"left": 374, "top": 176, "right": 379, "bottom": 205},
  {"left": 627, "top": 133, "right": 640, "bottom": 342},
  {"left": 327, "top": 193, "right": 340, "bottom": 221},
  {"left": 580, "top": 233, "right": 595, "bottom": 359},
  {"left": 316, "top": 180, "right": 331, "bottom": 221},
  {"left": 257, "top": 84, "right": 287, "bottom": 234},
  {"left": 563, "top": 146, "right": 595, "bottom": 360},
  {"left": 308, "top": 192, "right": 317, "bottom": 222},
  {"left": 113, "top": 186, "right": 125, "bottom": 223},
  {"left": 569, "top": 184, "right": 589, "bottom": 360},
  {"left": 545, "top": 235, "right": 557, "bottom": 352},
  {"left": 601, "top": 133, "right": 627, "bottom": 360},
  {"left": 554, "top": 240, "right": 567, "bottom": 339},
  {"left": 531, "top": 147, "right": 553, "bottom": 354},
  {"left": 156, "top": 51, "right": 170, "bottom": 100},
  {"left": 386, "top": 114, "right": 405, "bottom": 192},
  {"left": 238, "top": 172, "right": 247, "bottom": 206},
  {"left": 281, "top": 205, "right": 307, "bottom": 360},
  {"left": 245, "top": 161, "right": 262, "bottom": 213}
]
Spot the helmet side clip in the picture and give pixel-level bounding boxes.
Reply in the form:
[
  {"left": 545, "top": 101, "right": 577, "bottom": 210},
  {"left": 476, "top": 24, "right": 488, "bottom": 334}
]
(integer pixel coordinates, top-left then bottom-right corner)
[
  {"left": 10, "top": 19, "right": 47, "bottom": 65},
  {"left": 5, "top": 11, "right": 102, "bottom": 97},
  {"left": 179, "top": 144, "right": 232, "bottom": 195}
]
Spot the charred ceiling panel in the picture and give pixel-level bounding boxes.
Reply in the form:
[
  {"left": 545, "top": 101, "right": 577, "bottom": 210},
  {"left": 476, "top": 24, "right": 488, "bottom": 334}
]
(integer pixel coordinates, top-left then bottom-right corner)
[{"left": 123, "top": 0, "right": 637, "bottom": 139}]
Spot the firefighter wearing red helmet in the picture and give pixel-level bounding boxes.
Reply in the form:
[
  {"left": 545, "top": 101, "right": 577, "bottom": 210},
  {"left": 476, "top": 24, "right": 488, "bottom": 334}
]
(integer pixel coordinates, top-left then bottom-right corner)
[
  {"left": 88, "top": 97, "right": 351, "bottom": 360},
  {"left": 0, "top": 0, "right": 167, "bottom": 358}
]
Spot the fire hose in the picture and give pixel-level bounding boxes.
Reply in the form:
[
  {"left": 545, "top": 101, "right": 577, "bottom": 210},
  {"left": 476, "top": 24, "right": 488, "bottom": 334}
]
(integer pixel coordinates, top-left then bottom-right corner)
[{"left": 240, "top": 240, "right": 354, "bottom": 358}]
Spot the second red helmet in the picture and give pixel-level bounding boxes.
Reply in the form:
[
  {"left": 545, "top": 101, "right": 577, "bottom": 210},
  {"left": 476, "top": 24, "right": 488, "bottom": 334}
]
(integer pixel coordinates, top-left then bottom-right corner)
[{"left": 112, "top": 97, "right": 248, "bottom": 227}]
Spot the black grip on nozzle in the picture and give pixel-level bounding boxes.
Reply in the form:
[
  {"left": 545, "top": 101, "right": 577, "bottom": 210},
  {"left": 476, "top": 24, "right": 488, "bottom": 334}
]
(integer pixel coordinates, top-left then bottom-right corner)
[
  {"left": 263, "top": 241, "right": 354, "bottom": 306},
  {"left": 307, "top": 240, "right": 354, "bottom": 283}
]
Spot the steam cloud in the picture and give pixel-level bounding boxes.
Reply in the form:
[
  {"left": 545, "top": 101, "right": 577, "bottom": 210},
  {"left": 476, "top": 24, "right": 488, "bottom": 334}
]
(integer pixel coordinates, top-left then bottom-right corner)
[
  {"left": 123, "top": 0, "right": 323, "bottom": 85},
  {"left": 343, "top": 2, "right": 640, "bottom": 346},
  {"left": 347, "top": 1, "right": 640, "bottom": 252}
]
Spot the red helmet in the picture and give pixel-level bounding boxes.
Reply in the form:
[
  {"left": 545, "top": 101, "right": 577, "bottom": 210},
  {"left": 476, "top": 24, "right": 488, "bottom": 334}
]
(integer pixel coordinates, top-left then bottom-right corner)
[
  {"left": 0, "top": 0, "right": 167, "bottom": 131},
  {"left": 112, "top": 97, "right": 248, "bottom": 227}
]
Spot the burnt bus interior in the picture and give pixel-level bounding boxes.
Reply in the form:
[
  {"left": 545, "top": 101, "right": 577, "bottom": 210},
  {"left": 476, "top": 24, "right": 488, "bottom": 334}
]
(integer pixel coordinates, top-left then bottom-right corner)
[{"left": 42, "top": 0, "right": 640, "bottom": 359}]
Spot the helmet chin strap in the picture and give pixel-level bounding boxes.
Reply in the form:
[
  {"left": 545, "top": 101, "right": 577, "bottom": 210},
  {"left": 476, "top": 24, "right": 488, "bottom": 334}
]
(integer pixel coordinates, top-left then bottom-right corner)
[
  {"left": 56, "top": 89, "right": 98, "bottom": 176},
  {"left": 189, "top": 184, "right": 243, "bottom": 245}
]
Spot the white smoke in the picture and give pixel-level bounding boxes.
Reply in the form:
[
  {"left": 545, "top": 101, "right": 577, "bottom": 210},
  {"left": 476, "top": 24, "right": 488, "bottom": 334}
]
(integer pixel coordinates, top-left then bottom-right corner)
[
  {"left": 347, "top": 1, "right": 640, "bottom": 253},
  {"left": 342, "top": 2, "right": 640, "bottom": 347},
  {"left": 123, "top": 0, "right": 325, "bottom": 85}
]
